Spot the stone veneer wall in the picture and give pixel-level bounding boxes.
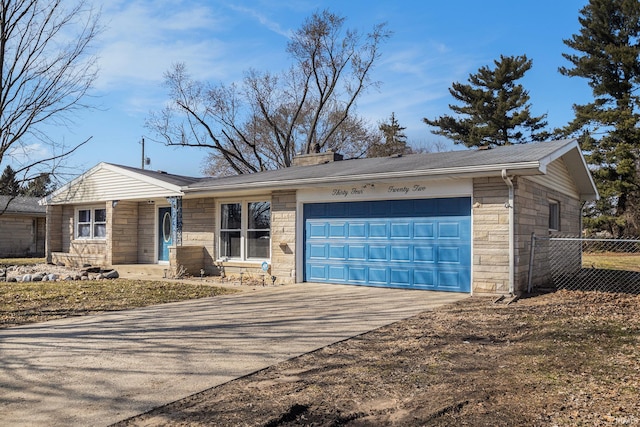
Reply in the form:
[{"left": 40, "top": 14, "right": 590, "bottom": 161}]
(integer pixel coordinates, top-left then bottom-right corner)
[
  {"left": 270, "top": 190, "right": 296, "bottom": 284},
  {"left": 180, "top": 197, "right": 216, "bottom": 274},
  {"left": 515, "top": 177, "right": 582, "bottom": 290},
  {"left": 472, "top": 176, "right": 583, "bottom": 294},
  {"left": 0, "top": 214, "right": 44, "bottom": 257},
  {"left": 472, "top": 177, "right": 510, "bottom": 294},
  {"left": 109, "top": 201, "right": 138, "bottom": 265},
  {"left": 45, "top": 205, "right": 63, "bottom": 263},
  {"left": 137, "top": 202, "right": 156, "bottom": 264}
]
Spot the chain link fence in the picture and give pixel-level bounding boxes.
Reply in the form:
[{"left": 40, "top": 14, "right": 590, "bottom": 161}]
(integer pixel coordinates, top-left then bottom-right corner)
[{"left": 529, "top": 236, "right": 640, "bottom": 294}]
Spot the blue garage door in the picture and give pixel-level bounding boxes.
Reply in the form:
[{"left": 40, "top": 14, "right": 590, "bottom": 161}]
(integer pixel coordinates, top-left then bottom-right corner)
[{"left": 304, "top": 198, "right": 471, "bottom": 292}]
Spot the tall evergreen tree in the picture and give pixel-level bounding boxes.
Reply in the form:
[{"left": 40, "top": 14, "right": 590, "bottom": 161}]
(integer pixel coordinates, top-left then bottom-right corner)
[
  {"left": 22, "top": 173, "right": 52, "bottom": 197},
  {"left": 0, "top": 165, "right": 21, "bottom": 196},
  {"left": 424, "top": 55, "right": 549, "bottom": 148},
  {"left": 368, "top": 112, "right": 411, "bottom": 157},
  {"left": 559, "top": 0, "right": 640, "bottom": 237}
]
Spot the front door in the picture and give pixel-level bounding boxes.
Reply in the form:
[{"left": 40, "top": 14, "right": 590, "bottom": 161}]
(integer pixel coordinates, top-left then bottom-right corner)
[{"left": 158, "top": 206, "right": 172, "bottom": 262}]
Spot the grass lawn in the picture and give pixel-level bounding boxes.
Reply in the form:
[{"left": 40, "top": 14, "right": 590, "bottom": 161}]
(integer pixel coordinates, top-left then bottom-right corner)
[
  {"left": 582, "top": 252, "right": 640, "bottom": 272},
  {"left": 0, "top": 278, "right": 237, "bottom": 328}
]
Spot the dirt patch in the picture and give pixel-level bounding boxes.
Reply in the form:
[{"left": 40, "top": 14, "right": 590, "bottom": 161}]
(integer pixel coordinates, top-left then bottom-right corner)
[{"left": 114, "top": 290, "right": 640, "bottom": 427}]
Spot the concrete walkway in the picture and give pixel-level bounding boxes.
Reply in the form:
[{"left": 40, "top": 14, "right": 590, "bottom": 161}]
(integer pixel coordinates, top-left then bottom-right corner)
[{"left": 0, "top": 283, "right": 467, "bottom": 426}]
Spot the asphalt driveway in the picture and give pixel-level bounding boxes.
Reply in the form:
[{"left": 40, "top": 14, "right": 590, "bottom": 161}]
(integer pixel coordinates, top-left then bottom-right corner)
[{"left": 0, "top": 282, "right": 467, "bottom": 426}]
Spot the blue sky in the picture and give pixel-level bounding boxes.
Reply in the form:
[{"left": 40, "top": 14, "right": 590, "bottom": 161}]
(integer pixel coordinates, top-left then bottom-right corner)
[{"left": 10, "top": 0, "right": 591, "bottom": 179}]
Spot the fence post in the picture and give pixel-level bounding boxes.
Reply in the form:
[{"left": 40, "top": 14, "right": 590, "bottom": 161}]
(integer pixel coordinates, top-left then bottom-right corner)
[{"left": 527, "top": 232, "right": 536, "bottom": 293}]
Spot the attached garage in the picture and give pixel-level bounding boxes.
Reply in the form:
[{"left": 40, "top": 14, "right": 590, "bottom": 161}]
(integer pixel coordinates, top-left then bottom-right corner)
[
  {"left": 303, "top": 197, "right": 471, "bottom": 292},
  {"left": 45, "top": 139, "right": 599, "bottom": 295}
]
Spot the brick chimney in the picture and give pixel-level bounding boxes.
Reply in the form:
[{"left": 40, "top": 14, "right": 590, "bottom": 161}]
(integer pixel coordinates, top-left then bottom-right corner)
[{"left": 292, "top": 150, "right": 343, "bottom": 166}]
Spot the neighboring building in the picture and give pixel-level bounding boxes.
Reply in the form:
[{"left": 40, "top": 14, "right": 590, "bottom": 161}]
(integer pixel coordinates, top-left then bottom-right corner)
[
  {"left": 42, "top": 139, "right": 598, "bottom": 295},
  {"left": 0, "top": 196, "right": 46, "bottom": 257}
]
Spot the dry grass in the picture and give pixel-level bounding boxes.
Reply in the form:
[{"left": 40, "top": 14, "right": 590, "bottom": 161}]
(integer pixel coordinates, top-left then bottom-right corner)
[
  {"left": 0, "top": 279, "right": 237, "bottom": 328},
  {"left": 583, "top": 252, "right": 640, "bottom": 272},
  {"left": 118, "top": 290, "right": 640, "bottom": 427},
  {"left": 0, "top": 257, "right": 46, "bottom": 266}
]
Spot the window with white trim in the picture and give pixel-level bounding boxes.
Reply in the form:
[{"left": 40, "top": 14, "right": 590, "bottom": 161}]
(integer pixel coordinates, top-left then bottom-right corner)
[
  {"left": 219, "top": 200, "right": 270, "bottom": 260},
  {"left": 548, "top": 199, "right": 560, "bottom": 231},
  {"left": 76, "top": 206, "right": 107, "bottom": 239}
]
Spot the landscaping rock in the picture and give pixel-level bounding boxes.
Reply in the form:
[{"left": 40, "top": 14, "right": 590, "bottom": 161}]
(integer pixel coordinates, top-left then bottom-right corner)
[{"left": 103, "top": 270, "right": 119, "bottom": 279}]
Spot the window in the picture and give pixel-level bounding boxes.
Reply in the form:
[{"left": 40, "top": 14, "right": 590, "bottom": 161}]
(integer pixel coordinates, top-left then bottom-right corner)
[
  {"left": 219, "top": 200, "right": 271, "bottom": 260},
  {"left": 548, "top": 200, "right": 560, "bottom": 231},
  {"left": 76, "top": 207, "right": 107, "bottom": 239}
]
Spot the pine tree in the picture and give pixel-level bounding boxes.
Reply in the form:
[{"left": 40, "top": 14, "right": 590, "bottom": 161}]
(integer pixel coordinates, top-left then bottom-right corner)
[
  {"left": 368, "top": 112, "right": 411, "bottom": 157},
  {"left": 0, "top": 165, "right": 21, "bottom": 196},
  {"left": 559, "top": 0, "right": 640, "bottom": 237},
  {"left": 22, "top": 173, "right": 52, "bottom": 197},
  {"left": 424, "top": 55, "right": 549, "bottom": 148}
]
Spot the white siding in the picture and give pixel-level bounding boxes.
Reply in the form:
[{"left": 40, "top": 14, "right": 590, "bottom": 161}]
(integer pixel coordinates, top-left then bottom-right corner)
[
  {"left": 527, "top": 158, "right": 580, "bottom": 199},
  {"left": 48, "top": 165, "right": 183, "bottom": 204}
]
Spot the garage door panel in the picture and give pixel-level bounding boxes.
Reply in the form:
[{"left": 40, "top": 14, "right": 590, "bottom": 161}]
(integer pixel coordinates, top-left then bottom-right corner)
[
  {"left": 348, "top": 267, "right": 367, "bottom": 282},
  {"left": 308, "top": 244, "right": 327, "bottom": 259},
  {"left": 348, "top": 245, "right": 366, "bottom": 260},
  {"left": 329, "top": 223, "right": 347, "bottom": 238},
  {"left": 390, "top": 246, "right": 411, "bottom": 262},
  {"left": 414, "top": 269, "right": 436, "bottom": 287},
  {"left": 368, "top": 268, "right": 388, "bottom": 284},
  {"left": 308, "top": 265, "right": 328, "bottom": 281},
  {"left": 390, "top": 222, "right": 411, "bottom": 238},
  {"left": 348, "top": 223, "right": 366, "bottom": 237},
  {"left": 329, "top": 245, "right": 346, "bottom": 260},
  {"left": 369, "top": 223, "right": 388, "bottom": 238},
  {"left": 439, "top": 222, "right": 461, "bottom": 238},
  {"left": 304, "top": 198, "right": 470, "bottom": 292},
  {"left": 438, "top": 270, "right": 469, "bottom": 290},
  {"left": 309, "top": 223, "right": 327, "bottom": 238},
  {"left": 328, "top": 265, "right": 347, "bottom": 281},
  {"left": 414, "top": 222, "right": 435, "bottom": 239},
  {"left": 438, "top": 247, "right": 461, "bottom": 263},
  {"left": 414, "top": 246, "right": 435, "bottom": 263},
  {"left": 369, "top": 245, "right": 388, "bottom": 261},
  {"left": 390, "top": 268, "right": 410, "bottom": 285}
]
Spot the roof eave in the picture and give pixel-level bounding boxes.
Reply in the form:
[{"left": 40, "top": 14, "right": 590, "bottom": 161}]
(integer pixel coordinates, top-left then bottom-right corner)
[{"left": 183, "top": 161, "right": 544, "bottom": 194}]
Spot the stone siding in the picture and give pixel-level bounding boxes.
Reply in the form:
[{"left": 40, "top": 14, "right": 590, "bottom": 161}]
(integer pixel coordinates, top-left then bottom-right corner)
[
  {"left": 180, "top": 198, "right": 216, "bottom": 274},
  {"left": 170, "top": 245, "right": 205, "bottom": 277},
  {"left": 110, "top": 201, "right": 138, "bottom": 264},
  {"left": 137, "top": 202, "right": 156, "bottom": 263},
  {"left": 0, "top": 214, "right": 44, "bottom": 257},
  {"left": 516, "top": 177, "right": 582, "bottom": 290},
  {"left": 472, "top": 177, "right": 510, "bottom": 294},
  {"left": 270, "top": 190, "right": 296, "bottom": 284}
]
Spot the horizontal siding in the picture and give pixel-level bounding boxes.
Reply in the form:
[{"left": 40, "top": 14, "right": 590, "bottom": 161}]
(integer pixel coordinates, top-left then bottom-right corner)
[
  {"left": 49, "top": 167, "right": 183, "bottom": 204},
  {"left": 527, "top": 158, "right": 579, "bottom": 199}
]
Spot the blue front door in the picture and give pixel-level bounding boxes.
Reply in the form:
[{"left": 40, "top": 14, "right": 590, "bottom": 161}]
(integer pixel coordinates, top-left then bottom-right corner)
[
  {"left": 303, "top": 198, "right": 471, "bottom": 292},
  {"left": 158, "top": 207, "right": 172, "bottom": 262}
]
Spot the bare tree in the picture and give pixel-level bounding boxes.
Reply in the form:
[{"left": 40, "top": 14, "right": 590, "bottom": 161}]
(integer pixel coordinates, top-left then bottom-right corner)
[
  {"left": 148, "top": 10, "right": 389, "bottom": 176},
  {"left": 0, "top": 0, "right": 100, "bottom": 211}
]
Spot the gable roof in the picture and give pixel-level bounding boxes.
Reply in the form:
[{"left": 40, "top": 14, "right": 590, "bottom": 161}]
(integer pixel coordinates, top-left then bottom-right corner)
[
  {"left": 43, "top": 163, "right": 201, "bottom": 205},
  {"left": 43, "top": 139, "right": 599, "bottom": 205},
  {"left": 186, "top": 139, "right": 599, "bottom": 200},
  {"left": 0, "top": 196, "right": 46, "bottom": 216}
]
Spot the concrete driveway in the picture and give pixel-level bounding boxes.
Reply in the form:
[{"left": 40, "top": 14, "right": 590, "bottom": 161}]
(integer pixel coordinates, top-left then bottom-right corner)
[{"left": 0, "top": 283, "right": 466, "bottom": 426}]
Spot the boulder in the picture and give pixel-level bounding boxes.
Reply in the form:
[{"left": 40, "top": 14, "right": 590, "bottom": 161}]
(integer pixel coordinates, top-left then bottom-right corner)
[{"left": 103, "top": 270, "right": 119, "bottom": 279}]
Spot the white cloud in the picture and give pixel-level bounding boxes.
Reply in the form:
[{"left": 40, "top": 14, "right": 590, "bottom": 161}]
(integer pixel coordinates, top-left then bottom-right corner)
[
  {"left": 94, "top": 1, "right": 230, "bottom": 90},
  {"left": 227, "top": 4, "right": 292, "bottom": 38}
]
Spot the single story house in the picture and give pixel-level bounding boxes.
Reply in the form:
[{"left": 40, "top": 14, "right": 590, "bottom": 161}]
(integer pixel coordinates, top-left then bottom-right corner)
[
  {"left": 0, "top": 196, "right": 46, "bottom": 257},
  {"left": 42, "top": 139, "right": 598, "bottom": 295}
]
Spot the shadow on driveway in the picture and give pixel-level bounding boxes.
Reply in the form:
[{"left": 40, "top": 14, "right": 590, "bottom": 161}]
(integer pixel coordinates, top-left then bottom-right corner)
[{"left": 0, "top": 282, "right": 467, "bottom": 426}]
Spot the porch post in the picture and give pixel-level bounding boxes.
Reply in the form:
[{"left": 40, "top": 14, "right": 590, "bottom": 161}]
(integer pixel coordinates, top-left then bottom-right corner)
[{"left": 168, "top": 196, "right": 182, "bottom": 246}]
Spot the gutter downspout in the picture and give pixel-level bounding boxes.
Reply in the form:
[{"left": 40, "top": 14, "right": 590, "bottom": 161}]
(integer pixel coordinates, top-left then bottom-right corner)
[{"left": 501, "top": 169, "right": 515, "bottom": 296}]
